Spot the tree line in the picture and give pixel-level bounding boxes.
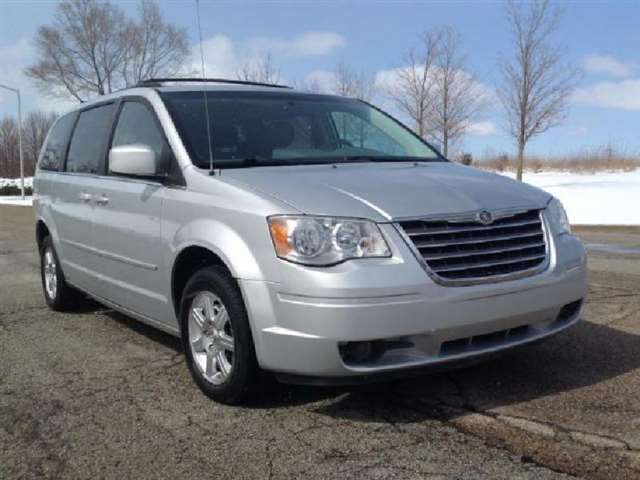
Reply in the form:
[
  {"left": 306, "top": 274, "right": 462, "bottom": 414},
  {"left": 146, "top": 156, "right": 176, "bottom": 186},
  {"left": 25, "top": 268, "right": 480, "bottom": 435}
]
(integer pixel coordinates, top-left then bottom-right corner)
[
  {"left": 0, "top": 111, "right": 57, "bottom": 178},
  {"left": 1, "top": 0, "right": 578, "bottom": 181}
]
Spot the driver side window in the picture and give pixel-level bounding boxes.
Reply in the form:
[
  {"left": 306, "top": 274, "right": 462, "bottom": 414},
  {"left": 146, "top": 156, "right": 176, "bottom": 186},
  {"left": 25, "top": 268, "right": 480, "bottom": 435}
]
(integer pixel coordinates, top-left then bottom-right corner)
[{"left": 111, "top": 101, "right": 167, "bottom": 173}]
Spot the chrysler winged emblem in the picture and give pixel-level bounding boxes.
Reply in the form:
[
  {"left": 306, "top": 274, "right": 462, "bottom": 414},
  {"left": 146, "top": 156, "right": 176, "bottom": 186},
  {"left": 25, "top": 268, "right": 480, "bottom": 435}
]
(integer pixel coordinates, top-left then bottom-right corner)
[{"left": 476, "top": 210, "right": 493, "bottom": 225}]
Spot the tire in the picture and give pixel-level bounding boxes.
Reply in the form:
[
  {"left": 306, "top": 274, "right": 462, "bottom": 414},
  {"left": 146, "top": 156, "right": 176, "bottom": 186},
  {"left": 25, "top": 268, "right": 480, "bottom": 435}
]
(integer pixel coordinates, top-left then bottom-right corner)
[
  {"left": 40, "top": 236, "right": 83, "bottom": 311},
  {"left": 180, "top": 266, "right": 262, "bottom": 405}
]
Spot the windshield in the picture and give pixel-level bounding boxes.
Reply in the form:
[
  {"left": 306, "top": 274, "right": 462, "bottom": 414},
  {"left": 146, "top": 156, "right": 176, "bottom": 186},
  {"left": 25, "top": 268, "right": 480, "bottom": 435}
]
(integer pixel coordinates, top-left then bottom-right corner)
[{"left": 160, "top": 91, "right": 443, "bottom": 169}]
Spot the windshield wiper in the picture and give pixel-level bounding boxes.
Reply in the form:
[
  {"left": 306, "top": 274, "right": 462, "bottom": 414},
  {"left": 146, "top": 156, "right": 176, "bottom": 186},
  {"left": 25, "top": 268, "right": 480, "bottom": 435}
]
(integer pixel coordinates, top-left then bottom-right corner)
[{"left": 339, "top": 155, "right": 440, "bottom": 163}]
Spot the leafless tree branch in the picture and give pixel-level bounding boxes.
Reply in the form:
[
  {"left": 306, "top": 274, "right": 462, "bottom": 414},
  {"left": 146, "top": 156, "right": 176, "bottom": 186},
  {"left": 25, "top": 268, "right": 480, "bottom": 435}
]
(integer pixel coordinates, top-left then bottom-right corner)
[
  {"left": 383, "top": 31, "right": 441, "bottom": 139},
  {"left": 426, "top": 26, "right": 488, "bottom": 157},
  {"left": 0, "top": 111, "right": 57, "bottom": 177},
  {"left": 25, "top": 0, "right": 189, "bottom": 102},
  {"left": 332, "top": 63, "right": 376, "bottom": 102},
  {"left": 236, "top": 53, "right": 281, "bottom": 84},
  {"left": 498, "top": 0, "right": 581, "bottom": 180}
]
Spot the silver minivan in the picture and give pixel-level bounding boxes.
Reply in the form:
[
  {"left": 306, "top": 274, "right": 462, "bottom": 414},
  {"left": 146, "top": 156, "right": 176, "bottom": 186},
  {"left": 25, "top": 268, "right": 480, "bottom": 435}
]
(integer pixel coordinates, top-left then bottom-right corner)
[{"left": 34, "top": 79, "right": 587, "bottom": 404}]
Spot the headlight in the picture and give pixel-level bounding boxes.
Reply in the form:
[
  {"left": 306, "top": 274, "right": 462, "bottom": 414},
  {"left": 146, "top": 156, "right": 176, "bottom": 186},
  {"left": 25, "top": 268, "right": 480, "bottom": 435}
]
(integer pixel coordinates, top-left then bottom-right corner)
[
  {"left": 268, "top": 216, "right": 391, "bottom": 266},
  {"left": 546, "top": 197, "right": 571, "bottom": 235}
]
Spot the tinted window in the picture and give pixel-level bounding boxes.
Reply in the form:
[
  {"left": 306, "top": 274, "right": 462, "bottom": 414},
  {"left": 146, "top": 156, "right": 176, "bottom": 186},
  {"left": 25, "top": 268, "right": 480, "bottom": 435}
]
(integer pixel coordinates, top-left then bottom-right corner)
[
  {"left": 39, "top": 113, "right": 76, "bottom": 171},
  {"left": 66, "top": 104, "right": 115, "bottom": 174},
  {"left": 161, "top": 91, "right": 441, "bottom": 169},
  {"left": 111, "top": 102, "right": 166, "bottom": 163}
]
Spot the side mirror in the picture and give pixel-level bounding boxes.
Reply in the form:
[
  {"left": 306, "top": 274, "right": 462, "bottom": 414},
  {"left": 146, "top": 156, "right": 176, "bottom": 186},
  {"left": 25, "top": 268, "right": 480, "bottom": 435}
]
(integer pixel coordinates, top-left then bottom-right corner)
[{"left": 109, "top": 144, "right": 160, "bottom": 177}]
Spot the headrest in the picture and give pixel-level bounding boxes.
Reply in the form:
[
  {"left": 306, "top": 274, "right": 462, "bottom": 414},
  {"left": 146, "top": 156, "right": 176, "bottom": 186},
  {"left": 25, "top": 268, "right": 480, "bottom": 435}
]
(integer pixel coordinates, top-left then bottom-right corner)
[
  {"left": 213, "top": 125, "right": 239, "bottom": 149},
  {"left": 266, "top": 121, "right": 294, "bottom": 149}
]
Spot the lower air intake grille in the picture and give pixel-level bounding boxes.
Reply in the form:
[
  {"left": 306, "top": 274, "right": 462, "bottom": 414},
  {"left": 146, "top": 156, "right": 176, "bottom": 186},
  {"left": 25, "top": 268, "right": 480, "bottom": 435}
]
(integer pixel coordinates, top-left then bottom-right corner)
[{"left": 398, "top": 209, "right": 548, "bottom": 285}]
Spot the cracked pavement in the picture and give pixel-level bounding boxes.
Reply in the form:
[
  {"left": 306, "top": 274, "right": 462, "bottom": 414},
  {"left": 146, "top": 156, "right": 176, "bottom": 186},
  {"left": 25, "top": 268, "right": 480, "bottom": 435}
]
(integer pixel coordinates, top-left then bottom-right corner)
[{"left": 1, "top": 206, "right": 639, "bottom": 479}]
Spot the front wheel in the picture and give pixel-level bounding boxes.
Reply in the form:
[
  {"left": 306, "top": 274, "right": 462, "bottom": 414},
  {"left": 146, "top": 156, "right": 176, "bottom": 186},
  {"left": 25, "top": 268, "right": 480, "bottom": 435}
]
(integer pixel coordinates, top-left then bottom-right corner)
[{"left": 180, "top": 266, "right": 262, "bottom": 404}]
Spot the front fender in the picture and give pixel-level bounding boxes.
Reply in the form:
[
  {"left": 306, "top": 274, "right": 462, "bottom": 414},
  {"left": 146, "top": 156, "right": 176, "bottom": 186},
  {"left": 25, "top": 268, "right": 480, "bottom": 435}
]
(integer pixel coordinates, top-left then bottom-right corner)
[{"left": 168, "top": 218, "right": 266, "bottom": 281}]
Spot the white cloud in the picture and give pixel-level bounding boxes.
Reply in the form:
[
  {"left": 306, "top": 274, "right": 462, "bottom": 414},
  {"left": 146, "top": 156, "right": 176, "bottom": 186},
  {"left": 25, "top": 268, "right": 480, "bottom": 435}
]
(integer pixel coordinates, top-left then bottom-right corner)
[
  {"left": 246, "top": 31, "right": 346, "bottom": 57},
  {"left": 187, "top": 31, "right": 346, "bottom": 83},
  {"left": 373, "top": 66, "right": 406, "bottom": 91},
  {"left": 2, "top": 29, "right": 346, "bottom": 116},
  {"left": 572, "top": 79, "right": 640, "bottom": 110},
  {"left": 0, "top": 39, "right": 33, "bottom": 107},
  {"left": 373, "top": 65, "right": 496, "bottom": 103},
  {"left": 303, "top": 70, "right": 336, "bottom": 92},
  {"left": 583, "top": 54, "right": 635, "bottom": 78},
  {"left": 0, "top": 38, "right": 76, "bottom": 115},
  {"left": 186, "top": 34, "right": 239, "bottom": 78},
  {"left": 466, "top": 121, "right": 497, "bottom": 136},
  {"left": 372, "top": 64, "right": 497, "bottom": 121}
]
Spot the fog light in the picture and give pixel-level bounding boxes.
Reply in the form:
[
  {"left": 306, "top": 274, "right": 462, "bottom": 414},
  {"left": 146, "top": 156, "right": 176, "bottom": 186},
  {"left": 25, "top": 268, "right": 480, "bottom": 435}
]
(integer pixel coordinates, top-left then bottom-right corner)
[{"left": 339, "top": 340, "right": 387, "bottom": 364}]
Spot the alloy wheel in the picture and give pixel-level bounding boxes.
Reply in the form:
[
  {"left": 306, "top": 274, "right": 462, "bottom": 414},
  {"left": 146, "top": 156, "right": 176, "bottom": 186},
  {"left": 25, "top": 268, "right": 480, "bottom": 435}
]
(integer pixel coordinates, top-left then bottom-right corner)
[
  {"left": 43, "top": 247, "right": 58, "bottom": 300},
  {"left": 188, "top": 291, "right": 235, "bottom": 385}
]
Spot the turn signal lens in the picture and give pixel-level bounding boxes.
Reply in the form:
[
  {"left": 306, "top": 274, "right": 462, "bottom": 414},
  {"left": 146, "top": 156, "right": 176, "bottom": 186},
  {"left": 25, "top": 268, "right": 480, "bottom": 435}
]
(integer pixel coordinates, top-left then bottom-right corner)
[{"left": 269, "top": 217, "right": 292, "bottom": 256}]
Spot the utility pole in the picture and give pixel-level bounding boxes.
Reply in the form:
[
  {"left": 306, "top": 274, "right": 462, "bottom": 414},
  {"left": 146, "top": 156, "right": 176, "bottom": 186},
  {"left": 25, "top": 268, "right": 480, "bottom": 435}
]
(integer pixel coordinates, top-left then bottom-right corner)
[{"left": 0, "top": 84, "right": 25, "bottom": 199}]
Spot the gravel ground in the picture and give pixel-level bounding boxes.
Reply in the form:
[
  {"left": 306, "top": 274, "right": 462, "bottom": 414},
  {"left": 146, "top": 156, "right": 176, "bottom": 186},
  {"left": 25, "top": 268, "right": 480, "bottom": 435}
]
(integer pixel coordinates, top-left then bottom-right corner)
[{"left": 1, "top": 205, "right": 639, "bottom": 479}]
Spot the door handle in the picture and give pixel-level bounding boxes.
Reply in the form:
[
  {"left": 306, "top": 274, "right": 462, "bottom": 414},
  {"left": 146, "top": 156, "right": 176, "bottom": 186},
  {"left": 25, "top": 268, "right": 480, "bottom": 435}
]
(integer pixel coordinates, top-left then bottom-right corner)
[
  {"left": 79, "top": 192, "right": 92, "bottom": 203},
  {"left": 95, "top": 194, "right": 109, "bottom": 206}
]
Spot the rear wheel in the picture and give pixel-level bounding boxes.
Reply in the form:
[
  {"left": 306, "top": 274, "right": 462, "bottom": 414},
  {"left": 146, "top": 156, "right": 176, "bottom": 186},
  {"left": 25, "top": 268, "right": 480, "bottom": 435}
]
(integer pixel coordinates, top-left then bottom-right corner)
[
  {"left": 180, "top": 266, "right": 262, "bottom": 404},
  {"left": 40, "top": 236, "right": 83, "bottom": 311}
]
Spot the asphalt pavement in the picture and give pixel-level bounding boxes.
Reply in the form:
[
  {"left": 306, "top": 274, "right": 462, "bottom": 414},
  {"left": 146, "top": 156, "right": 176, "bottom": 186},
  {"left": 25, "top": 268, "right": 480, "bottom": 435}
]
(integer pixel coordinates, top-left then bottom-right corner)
[{"left": 1, "top": 205, "right": 638, "bottom": 479}]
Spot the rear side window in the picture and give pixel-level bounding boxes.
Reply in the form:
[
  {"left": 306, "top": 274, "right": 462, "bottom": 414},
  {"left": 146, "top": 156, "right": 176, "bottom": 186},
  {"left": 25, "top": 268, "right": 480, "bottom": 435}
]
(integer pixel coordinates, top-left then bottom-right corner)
[
  {"left": 39, "top": 113, "right": 76, "bottom": 171},
  {"left": 66, "top": 103, "right": 115, "bottom": 174},
  {"left": 111, "top": 102, "right": 166, "bottom": 161}
]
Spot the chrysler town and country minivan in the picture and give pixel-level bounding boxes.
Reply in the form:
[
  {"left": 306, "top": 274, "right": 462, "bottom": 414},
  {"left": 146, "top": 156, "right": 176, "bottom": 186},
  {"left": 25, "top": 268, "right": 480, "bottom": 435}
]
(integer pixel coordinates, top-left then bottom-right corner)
[{"left": 33, "top": 79, "right": 587, "bottom": 404}]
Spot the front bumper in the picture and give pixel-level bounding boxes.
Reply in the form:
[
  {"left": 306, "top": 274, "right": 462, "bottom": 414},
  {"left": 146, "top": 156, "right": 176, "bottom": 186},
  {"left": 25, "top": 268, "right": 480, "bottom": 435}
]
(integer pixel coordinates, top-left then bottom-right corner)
[{"left": 240, "top": 227, "right": 587, "bottom": 380}]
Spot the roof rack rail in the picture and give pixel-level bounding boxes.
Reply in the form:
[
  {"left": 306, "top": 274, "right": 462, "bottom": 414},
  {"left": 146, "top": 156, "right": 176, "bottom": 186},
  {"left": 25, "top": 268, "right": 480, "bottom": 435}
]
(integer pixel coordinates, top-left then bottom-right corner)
[{"left": 136, "top": 77, "right": 292, "bottom": 89}]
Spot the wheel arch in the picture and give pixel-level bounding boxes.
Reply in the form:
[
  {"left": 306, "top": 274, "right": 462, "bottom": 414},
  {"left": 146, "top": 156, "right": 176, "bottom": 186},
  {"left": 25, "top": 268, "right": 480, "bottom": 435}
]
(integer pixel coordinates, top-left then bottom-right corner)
[
  {"left": 170, "top": 245, "right": 235, "bottom": 319},
  {"left": 35, "top": 219, "right": 50, "bottom": 251},
  {"left": 168, "top": 218, "right": 268, "bottom": 315}
]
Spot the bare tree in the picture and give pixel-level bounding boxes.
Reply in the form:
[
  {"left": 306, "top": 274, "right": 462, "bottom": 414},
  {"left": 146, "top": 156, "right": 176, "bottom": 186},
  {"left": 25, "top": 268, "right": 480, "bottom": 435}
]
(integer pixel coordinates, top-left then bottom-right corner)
[
  {"left": 0, "top": 117, "right": 19, "bottom": 178},
  {"left": 23, "top": 111, "right": 58, "bottom": 172},
  {"left": 236, "top": 53, "right": 281, "bottom": 84},
  {"left": 427, "top": 26, "right": 487, "bottom": 157},
  {"left": 0, "top": 111, "right": 57, "bottom": 178},
  {"left": 25, "top": 0, "right": 189, "bottom": 102},
  {"left": 332, "top": 63, "right": 376, "bottom": 102},
  {"left": 296, "top": 77, "right": 324, "bottom": 93},
  {"left": 384, "top": 31, "right": 440, "bottom": 139},
  {"left": 499, "top": 0, "right": 580, "bottom": 180},
  {"left": 121, "top": 0, "right": 190, "bottom": 87}
]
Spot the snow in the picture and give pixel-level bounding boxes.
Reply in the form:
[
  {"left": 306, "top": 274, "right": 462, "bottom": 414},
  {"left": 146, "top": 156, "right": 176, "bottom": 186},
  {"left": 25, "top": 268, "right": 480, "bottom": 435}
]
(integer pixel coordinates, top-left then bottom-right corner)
[
  {"left": 500, "top": 170, "right": 640, "bottom": 226},
  {"left": 0, "top": 177, "right": 33, "bottom": 189},
  {"left": 0, "top": 177, "right": 34, "bottom": 206},
  {"left": 0, "top": 196, "right": 33, "bottom": 206}
]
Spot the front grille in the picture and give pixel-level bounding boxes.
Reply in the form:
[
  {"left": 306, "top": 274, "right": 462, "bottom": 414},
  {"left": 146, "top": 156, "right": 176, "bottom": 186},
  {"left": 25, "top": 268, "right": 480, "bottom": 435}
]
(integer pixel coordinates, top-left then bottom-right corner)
[{"left": 398, "top": 209, "right": 548, "bottom": 284}]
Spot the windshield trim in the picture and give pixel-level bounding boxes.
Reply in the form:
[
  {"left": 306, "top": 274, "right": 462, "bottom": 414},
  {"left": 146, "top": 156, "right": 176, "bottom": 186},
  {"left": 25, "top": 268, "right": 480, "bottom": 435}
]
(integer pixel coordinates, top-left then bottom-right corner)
[{"left": 198, "top": 156, "right": 444, "bottom": 170}]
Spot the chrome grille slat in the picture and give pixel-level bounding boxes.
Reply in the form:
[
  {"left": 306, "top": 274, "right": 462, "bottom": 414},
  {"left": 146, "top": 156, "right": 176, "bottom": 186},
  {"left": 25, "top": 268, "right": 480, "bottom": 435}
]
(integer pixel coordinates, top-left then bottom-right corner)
[
  {"left": 397, "top": 209, "right": 548, "bottom": 285},
  {"left": 413, "top": 230, "right": 543, "bottom": 249},
  {"left": 421, "top": 241, "right": 546, "bottom": 260},
  {"left": 404, "top": 218, "right": 542, "bottom": 236},
  {"left": 431, "top": 253, "right": 547, "bottom": 273}
]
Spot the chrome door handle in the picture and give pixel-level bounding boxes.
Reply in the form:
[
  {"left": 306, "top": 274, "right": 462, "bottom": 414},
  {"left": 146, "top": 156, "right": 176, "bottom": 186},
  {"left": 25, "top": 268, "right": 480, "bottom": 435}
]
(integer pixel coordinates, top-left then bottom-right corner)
[
  {"left": 79, "top": 192, "right": 92, "bottom": 203},
  {"left": 95, "top": 195, "right": 109, "bottom": 206}
]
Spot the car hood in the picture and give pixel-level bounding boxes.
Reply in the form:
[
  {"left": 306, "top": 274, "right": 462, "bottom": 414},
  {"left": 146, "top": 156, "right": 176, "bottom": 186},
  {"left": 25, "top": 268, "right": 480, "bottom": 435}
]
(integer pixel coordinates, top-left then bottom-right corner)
[{"left": 220, "top": 162, "right": 551, "bottom": 221}]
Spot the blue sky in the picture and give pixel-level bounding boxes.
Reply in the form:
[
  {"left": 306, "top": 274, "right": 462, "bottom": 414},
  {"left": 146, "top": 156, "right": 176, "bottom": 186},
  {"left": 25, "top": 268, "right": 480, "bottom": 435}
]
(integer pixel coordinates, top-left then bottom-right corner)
[{"left": 1, "top": 0, "right": 639, "bottom": 157}]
